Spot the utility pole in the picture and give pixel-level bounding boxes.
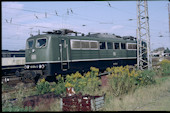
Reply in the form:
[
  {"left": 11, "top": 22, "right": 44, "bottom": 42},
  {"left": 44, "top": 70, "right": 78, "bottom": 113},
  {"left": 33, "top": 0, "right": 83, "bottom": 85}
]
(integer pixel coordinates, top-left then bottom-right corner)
[
  {"left": 168, "top": 3, "right": 170, "bottom": 34},
  {"left": 136, "top": 0, "right": 152, "bottom": 70}
]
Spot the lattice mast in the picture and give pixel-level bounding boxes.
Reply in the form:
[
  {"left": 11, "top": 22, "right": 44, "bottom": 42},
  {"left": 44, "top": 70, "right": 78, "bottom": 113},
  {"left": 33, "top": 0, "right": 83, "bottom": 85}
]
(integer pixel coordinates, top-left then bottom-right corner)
[
  {"left": 136, "top": 0, "right": 152, "bottom": 70},
  {"left": 168, "top": 3, "right": 170, "bottom": 33}
]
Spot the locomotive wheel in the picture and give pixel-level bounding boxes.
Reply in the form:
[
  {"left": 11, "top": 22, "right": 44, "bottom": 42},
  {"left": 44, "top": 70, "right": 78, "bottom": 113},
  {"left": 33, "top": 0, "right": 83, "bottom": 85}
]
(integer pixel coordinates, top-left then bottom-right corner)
[
  {"left": 21, "top": 71, "right": 35, "bottom": 83},
  {"left": 21, "top": 73, "right": 31, "bottom": 83}
]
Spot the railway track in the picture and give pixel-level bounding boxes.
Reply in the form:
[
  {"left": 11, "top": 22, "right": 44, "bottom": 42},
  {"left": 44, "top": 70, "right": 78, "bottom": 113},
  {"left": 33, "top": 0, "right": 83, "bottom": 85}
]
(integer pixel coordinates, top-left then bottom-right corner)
[
  {"left": 2, "top": 74, "right": 34, "bottom": 86},
  {"left": 2, "top": 75, "right": 21, "bottom": 84}
]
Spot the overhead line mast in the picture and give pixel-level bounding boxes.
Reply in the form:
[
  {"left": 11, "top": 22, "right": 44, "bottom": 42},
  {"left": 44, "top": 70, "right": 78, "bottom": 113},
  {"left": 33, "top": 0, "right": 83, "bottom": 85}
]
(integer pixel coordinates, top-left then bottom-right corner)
[
  {"left": 168, "top": 3, "right": 170, "bottom": 36},
  {"left": 136, "top": 0, "right": 152, "bottom": 70}
]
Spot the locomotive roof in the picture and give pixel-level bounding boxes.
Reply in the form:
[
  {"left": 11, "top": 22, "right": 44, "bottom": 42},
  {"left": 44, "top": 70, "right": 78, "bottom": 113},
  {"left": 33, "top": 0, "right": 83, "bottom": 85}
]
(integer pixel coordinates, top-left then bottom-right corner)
[
  {"left": 27, "top": 33, "right": 136, "bottom": 43},
  {"left": 28, "top": 29, "right": 136, "bottom": 42}
]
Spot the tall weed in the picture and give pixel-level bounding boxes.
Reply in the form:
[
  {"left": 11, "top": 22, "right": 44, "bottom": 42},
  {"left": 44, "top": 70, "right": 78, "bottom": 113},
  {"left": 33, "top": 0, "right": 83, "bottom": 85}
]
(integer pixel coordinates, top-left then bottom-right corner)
[
  {"left": 106, "top": 65, "right": 156, "bottom": 97},
  {"left": 159, "top": 59, "right": 170, "bottom": 76},
  {"left": 135, "top": 70, "right": 156, "bottom": 86},
  {"left": 65, "top": 67, "right": 101, "bottom": 94},
  {"left": 36, "top": 78, "right": 50, "bottom": 94},
  {"left": 107, "top": 65, "right": 138, "bottom": 97}
]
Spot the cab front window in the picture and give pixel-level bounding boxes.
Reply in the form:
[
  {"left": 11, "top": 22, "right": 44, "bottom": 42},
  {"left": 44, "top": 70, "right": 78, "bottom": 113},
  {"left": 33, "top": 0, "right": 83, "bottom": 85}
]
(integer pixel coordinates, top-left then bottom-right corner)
[
  {"left": 36, "top": 38, "right": 47, "bottom": 48},
  {"left": 27, "top": 39, "right": 34, "bottom": 49}
]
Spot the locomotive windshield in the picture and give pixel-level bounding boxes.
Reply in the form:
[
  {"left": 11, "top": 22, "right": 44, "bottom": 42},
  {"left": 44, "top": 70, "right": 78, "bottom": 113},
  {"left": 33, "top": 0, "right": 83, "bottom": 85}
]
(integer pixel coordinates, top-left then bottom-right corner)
[
  {"left": 36, "top": 38, "right": 47, "bottom": 48},
  {"left": 27, "top": 39, "right": 34, "bottom": 49}
]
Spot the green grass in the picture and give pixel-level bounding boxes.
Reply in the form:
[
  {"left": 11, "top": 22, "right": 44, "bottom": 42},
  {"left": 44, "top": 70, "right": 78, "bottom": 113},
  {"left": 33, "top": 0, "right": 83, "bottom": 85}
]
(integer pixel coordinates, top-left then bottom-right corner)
[{"left": 103, "top": 76, "right": 170, "bottom": 111}]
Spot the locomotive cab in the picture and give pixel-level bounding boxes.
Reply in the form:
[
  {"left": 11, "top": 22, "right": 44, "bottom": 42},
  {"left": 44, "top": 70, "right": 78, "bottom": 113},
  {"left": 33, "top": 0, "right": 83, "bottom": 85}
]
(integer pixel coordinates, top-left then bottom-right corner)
[{"left": 24, "top": 32, "right": 71, "bottom": 82}]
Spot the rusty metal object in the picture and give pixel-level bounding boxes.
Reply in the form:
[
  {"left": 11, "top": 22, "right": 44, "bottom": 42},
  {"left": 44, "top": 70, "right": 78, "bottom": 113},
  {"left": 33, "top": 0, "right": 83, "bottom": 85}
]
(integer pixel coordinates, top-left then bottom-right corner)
[
  {"left": 101, "top": 75, "right": 108, "bottom": 87},
  {"left": 23, "top": 93, "right": 58, "bottom": 109},
  {"left": 61, "top": 93, "right": 105, "bottom": 111}
]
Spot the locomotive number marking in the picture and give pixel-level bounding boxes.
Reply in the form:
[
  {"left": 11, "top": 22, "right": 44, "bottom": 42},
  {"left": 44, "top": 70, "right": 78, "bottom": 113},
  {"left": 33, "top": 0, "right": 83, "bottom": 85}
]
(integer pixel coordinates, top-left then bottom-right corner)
[{"left": 31, "top": 54, "right": 36, "bottom": 60}]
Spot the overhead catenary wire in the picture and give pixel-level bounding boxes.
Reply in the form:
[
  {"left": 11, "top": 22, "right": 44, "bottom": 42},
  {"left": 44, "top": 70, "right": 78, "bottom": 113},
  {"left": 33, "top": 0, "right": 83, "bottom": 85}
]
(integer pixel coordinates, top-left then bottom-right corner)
[
  {"left": 2, "top": 6, "right": 101, "bottom": 24},
  {"left": 2, "top": 2, "right": 169, "bottom": 50},
  {"left": 2, "top": 18, "right": 168, "bottom": 39},
  {"left": 2, "top": 13, "right": 168, "bottom": 36},
  {"left": 2, "top": 22, "right": 51, "bottom": 29},
  {"left": 2, "top": 5, "right": 168, "bottom": 30},
  {"left": 2, "top": 5, "right": 134, "bottom": 24}
]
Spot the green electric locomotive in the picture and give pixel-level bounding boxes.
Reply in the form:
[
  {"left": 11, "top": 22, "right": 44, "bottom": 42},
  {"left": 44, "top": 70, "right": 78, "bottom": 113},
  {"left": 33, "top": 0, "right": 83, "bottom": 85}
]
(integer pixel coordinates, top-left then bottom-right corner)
[{"left": 24, "top": 29, "right": 137, "bottom": 81}]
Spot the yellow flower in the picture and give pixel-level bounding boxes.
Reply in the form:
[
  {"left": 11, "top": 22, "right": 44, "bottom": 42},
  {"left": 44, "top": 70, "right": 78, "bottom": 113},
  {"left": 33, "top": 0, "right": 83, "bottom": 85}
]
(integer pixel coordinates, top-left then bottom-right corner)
[
  {"left": 51, "top": 88, "right": 55, "bottom": 92},
  {"left": 159, "top": 59, "right": 170, "bottom": 65},
  {"left": 134, "top": 71, "right": 139, "bottom": 77},
  {"left": 56, "top": 74, "right": 64, "bottom": 81},
  {"left": 73, "top": 71, "right": 82, "bottom": 78},
  {"left": 65, "top": 82, "right": 74, "bottom": 88},
  {"left": 139, "top": 78, "right": 142, "bottom": 80},
  {"left": 90, "top": 67, "right": 99, "bottom": 72},
  {"left": 40, "top": 78, "right": 45, "bottom": 83},
  {"left": 95, "top": 72, "right": 99, "bottom": 76},
  {"left": 66, "top": 74, "right": 71, "bottom": 80},
  {"left": 85, "top": 71, "right": 90, "bottom": 78},
  {"left": 106, "top": 67, "right": 112, "bottom": 72}
]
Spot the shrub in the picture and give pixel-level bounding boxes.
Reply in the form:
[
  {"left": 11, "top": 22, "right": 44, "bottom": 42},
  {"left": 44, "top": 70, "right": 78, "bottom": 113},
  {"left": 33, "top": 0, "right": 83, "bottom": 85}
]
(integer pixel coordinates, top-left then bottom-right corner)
[
  {"left": 106, "top": 65, "right": 156, "bottom": 97},
  {"left": 65, "top": 71, "right": 85, "bottom": 92},
  {"left": 36, "top": 78, "right": 50, "bottom": 94},
  {"left": 64, "top": 67, "right": 101, "bottom": 94},
  {"left": 51, "top": 75, "right": 65, "bottom": 95},
  {"left": 54, "top": 82, "right": 65, "bottom": 95},
  {"left": 159, "top": 59, "right": 170, "bottom": 65},
  {"left": 107, "top": 65, "right": 138, "bottom": 97},
  {"left": 36, "top": 76, "right": 66, "bottom": 96},
  {"left": 135, "top": 70, "right": 156, "bottom": 86},
  {"left": 159, "top": 59, "right": 170, "bottom": 76},
  {"left": 84, "top": 67, "right": 101, "bottom": 93}
]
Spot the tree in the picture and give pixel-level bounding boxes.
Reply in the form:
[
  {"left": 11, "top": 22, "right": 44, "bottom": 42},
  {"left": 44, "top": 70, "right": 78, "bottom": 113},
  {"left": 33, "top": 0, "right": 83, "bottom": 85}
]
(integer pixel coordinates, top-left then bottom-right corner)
[{"left": 164, "top": 48, "right": 170, "bottom": 53}]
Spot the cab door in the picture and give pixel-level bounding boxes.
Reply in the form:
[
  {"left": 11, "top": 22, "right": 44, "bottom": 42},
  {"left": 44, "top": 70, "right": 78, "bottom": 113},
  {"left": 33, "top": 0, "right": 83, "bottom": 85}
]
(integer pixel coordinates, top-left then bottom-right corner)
[{"left": 59, "top": 38, "right": 69, "bottom": 71}]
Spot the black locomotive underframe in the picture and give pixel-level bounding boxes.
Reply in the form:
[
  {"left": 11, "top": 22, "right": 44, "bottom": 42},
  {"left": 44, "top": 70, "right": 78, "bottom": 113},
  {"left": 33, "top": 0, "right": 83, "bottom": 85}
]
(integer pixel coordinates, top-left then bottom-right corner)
[{"left": 26, "top": 58, "right": 137, "bottom": 78}]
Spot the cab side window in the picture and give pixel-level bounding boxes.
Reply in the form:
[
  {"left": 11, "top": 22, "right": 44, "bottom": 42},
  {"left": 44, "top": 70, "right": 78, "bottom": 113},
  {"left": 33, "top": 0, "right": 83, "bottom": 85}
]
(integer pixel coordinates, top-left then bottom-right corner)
[
  {"left": 36, "top": 38, "right": 47, "bottom": 48},
  {"left": 107, "top": 42, "right": 113, "bottom": 49},
  {"left": 114, "top": 43, "right": 120, "bottom": 49},
  {"left": 99, "top": 42, "right": 106, "bottom": 49},
  {"left": 121, "top": 43, "right": 126, "bottom": 49}
]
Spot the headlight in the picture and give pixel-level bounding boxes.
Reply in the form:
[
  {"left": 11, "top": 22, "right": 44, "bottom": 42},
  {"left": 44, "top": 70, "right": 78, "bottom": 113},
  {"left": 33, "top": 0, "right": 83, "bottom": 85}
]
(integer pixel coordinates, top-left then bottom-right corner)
[
  {"left": 24, "top": 65, "right": 30, "bottom": 69},
  {"left": 27, "top": 65, "right": 30, "bottom": 69},
  {"left": 39, "top": 64, "right": 45, "bottom": 69},
  {"left": 39, "top": 64, "right": 42, "bottom": 69},
  {"left": 41, "top": 64, "right": 45, "bottom": 69}
]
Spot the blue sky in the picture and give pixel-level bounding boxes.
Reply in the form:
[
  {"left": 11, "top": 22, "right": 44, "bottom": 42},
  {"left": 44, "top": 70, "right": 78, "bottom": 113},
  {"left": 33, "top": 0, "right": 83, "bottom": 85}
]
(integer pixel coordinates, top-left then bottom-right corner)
[{"left": 2, "top": 1, "right": 170, "bottom": 50}]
